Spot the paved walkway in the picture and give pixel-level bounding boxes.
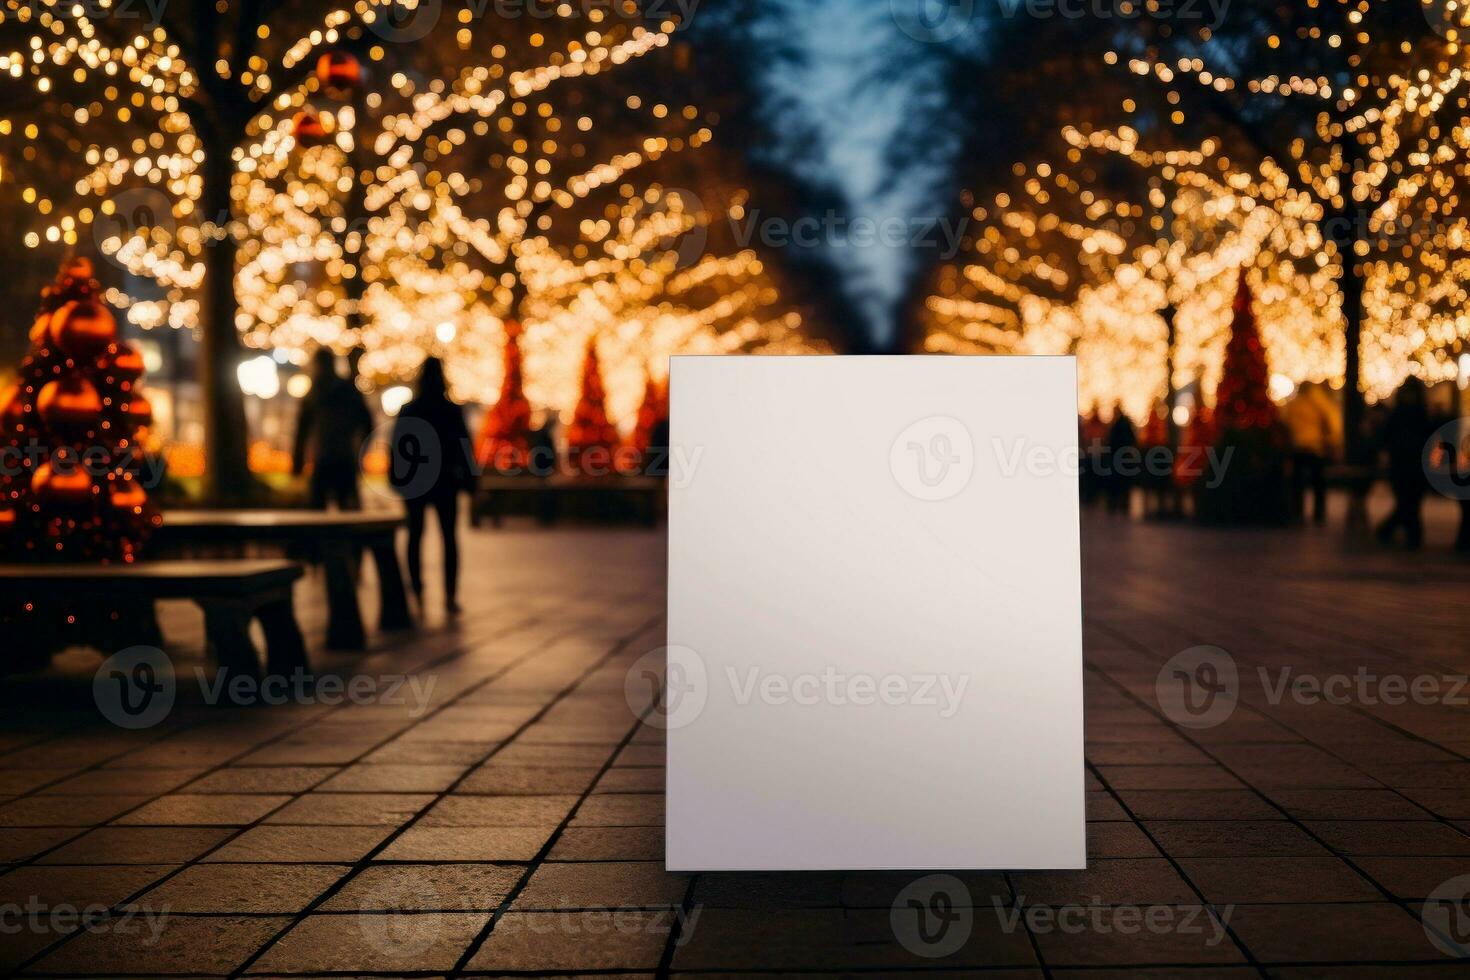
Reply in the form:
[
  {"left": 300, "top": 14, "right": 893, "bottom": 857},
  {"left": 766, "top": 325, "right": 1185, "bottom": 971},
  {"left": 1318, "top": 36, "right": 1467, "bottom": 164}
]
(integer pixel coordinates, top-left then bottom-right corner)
[{"left": 0, "top": 501, "right": 1465, "bottom": 976}]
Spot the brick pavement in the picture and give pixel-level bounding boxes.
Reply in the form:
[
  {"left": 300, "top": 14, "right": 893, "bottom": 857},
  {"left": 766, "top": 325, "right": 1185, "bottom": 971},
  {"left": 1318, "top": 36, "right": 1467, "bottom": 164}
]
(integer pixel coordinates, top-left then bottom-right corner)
[{"left": 0, "top": 507, "right": 1464, "bottom": 976}]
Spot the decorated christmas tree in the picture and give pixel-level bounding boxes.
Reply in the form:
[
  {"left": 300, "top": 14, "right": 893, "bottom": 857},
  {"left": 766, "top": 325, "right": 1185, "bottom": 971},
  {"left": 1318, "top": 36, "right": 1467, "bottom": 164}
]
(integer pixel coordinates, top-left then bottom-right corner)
[
  {"left": 1214, "top": 271, "right": 1278, "bottom": 431},
  {"left": 475, "top": 323, "right": 533, "bottom": 473},
  {"left": 1196, "top": 269, "right": 1289, "bottom": 523},
  {"left": 0, "top": 258, "right": 158, "bottom": 563},
  {"left": 565, "top": 339, "right": 620, "bottom": 474}
]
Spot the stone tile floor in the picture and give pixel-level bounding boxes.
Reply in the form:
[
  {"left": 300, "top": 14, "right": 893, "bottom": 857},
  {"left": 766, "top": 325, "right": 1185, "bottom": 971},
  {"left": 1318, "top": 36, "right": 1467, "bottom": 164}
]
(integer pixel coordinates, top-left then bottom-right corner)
[{"left": 0, "top": 497, "right": 1465, "bottom": 976}]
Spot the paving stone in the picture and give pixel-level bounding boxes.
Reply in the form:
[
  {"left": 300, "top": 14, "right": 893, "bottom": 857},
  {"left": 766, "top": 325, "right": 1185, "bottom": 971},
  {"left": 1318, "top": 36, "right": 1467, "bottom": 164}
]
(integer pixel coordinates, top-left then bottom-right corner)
[
  {"left": 29, "top": 913, "right": 289, "bottom": 975},
  {"left": 379, "top": 825, "right": 551, "bottom": 862},
  {"left": 516, "top": 861, "right": 687, "bottom": 909},
  {"left": 466, "top": 910, "right": 670, "bottom": 971},
  {"left": 138, "top": 862, "right": 343, "bottom": 912},
  {"left": 1011, "top": 859, "right": 1197, "bottom": 906},
  {"left": 547, "top": 826, "right": 664, "bottom": 862},
  {"left": 183, "top": 766, "right": 338, "bottom": 794},
  {"left": 203, "top": 825, "right": 391, "bottom": 863},
  {"left": 317, "top": 763, "right": 468, "bottom": 793},
  {"left": 1144, "top": 820, "right": 1331, "bottom": 858},
  {"left": 115, "top": 792, "right": 290, "bottom": 826},
  {"left": 321, "top": 863, "right": 522, "bottom": 910},
  {"left": 248, "top": 911, "right": 489, "bottom": 973},
  {"left": 1178, "top": 856, "right": 1381, "bottom": 903},
  {"left": 262, "top": 792, "right": 433, "bottom": 826},
  {"left": 1229, "top": 902, "right": 1448, "bottom": 962},
  {"left": 420, "top": 794, "right": 578, "bottom": 828},
  {"left": 459, "top": 764, "right": 600, "bottom": 795}
]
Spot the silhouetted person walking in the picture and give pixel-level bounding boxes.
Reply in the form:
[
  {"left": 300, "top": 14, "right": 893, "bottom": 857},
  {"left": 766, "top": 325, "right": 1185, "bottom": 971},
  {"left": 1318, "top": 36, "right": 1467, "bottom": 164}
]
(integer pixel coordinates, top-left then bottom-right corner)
[
  {"left": 293, "top": 348, "right": 372, "bottom": 510},
  {"left": 1106, "top": 408, "right": 1137, "bottom": 515},
  {"left": 390, "top": 357, "right": 472, "bottom": 614},
  {"left": 1376, "top": 378, "right": 1435, "bottom": 549}
]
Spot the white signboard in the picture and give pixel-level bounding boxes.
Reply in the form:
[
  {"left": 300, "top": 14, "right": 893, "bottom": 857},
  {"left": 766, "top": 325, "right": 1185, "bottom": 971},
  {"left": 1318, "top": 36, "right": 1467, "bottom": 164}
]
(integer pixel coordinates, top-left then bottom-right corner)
[{"left": 665, "top": 355, "right": 1085, "bottom": 871}]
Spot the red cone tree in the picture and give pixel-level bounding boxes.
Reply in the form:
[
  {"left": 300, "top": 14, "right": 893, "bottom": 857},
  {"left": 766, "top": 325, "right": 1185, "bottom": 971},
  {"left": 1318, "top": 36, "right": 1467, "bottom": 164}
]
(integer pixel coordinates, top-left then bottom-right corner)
[
  {"left": 0, "top": 258, "right": 158, "bottom": 563},
  {"left": 475, "top": 322, "right": 533, "bottom": 472},
  {"left": 566, "top": 339, "right": 620, "bottom": 474},
  {"left": 1214, "top": 271, "right": 1277, "bottom": 431},
  {"left": 630, "top": 371, "right": 665, "bottom": 456}
]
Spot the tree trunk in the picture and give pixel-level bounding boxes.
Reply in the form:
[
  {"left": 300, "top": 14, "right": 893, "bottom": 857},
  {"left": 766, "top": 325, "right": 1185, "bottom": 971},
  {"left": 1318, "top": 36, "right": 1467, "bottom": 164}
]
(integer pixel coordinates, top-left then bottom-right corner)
[{"left": 198, "top": 146, "right": 251, "bottom": 505}]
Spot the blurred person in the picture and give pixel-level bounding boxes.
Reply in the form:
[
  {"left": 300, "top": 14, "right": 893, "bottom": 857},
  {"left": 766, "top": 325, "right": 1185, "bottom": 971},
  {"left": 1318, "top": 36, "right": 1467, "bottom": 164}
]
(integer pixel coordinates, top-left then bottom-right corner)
[
  {"left": 293, "top": 348, "right": 373, "bottom": 510},
  {"left": 528, "top": 410, "right": 559, "bottom": 477},
  {"left": 1105, "top": 405, "right": 1137, "bottom": 515},
  {"left": 1138, "top": 400, "right": 1170, "bottom": 518},
  {"left": 1080, "top": 409, "right": 1107, "bottom": 505},
  {"left": 1376, "top": 378, "right": 1436, "bottom": 549},
  {"left": 390, "top": 357, "right": 473, "bottom": 615},
  {"left": 1283, "top": 381, "right": 1342, "bottom": 525}
]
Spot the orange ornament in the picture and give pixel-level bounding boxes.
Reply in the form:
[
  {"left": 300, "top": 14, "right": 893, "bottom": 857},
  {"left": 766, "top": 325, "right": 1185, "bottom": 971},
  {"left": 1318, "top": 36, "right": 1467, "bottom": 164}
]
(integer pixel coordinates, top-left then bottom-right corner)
[
  {"left": 109, "top": 478, "right": 147, "bottom": 511},
  {"left": 124, "top": 394, "right": 153, "bottom": 428},
  {"left": 316, "top": 52, "right": 362, "bottom": 91},
  {"left": 32, "top": 462, "right": 93, "bottom": 503},
  {"left": 292, "top": 109, "right": 328, "bottom": 146},
  {"left": 28, "top": 314, "right": 50, "bottom": 345},
  {"left": 36, "top": 378, "right": 103, "bottom": 428},
  {"left": 49, "top": 300, "right": 118, "bottom": 359},
  {"left": 111, "top": 342, "right": 146, "bottom": 378},
  {"left": 0, "top": 508, "right": 14, "bottom": 533}
]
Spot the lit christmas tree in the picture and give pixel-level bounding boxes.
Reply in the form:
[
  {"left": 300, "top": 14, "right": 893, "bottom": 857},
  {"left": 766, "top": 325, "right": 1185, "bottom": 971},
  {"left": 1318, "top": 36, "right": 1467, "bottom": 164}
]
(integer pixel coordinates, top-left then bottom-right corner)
[
  {"left": 0, "top": 256, "right": 159, "bottom": 562},
  {"left": 1214, "top": 271, "right": 1277, "bottom": 431},
  {"left": 475, "top": 322, "right": 533, "bottom": 473},
  {"left": 1197, "top": 270, "right": 1289, "bottom": 523},
  {"left": 566, "top": 339, "right": 620, "bottom": 474}
]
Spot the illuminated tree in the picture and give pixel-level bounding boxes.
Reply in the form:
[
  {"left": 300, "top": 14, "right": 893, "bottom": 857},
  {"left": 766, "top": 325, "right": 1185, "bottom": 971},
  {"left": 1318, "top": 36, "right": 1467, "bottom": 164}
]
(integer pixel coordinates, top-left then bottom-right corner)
[
  {"left": 0, "top": 257, "right": 157, "bottom": 562},
  {"left": 475, "top": 321, "right": 531, "bottom": 472},
  {"left": 0, "top": 1, "right": 827, "bottom": 500},
  {"left": 565, "top": 338, "right": 618, "bottom": 473}
]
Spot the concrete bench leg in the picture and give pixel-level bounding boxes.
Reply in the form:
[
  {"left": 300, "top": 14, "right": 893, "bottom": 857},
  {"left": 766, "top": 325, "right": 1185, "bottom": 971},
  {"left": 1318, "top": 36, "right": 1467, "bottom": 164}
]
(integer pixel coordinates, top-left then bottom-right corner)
[
  {"left": 370, "top": 540, "right": 412, "bottom": 632},
  {"left": 201, "top": 601, "right": 262, "bottom": 682},
  {"left": 258, "top": 593, "right": 308, "bottom": 677},
  {"left": 322, "top": 545, "right": 367, "bottom": 651}
]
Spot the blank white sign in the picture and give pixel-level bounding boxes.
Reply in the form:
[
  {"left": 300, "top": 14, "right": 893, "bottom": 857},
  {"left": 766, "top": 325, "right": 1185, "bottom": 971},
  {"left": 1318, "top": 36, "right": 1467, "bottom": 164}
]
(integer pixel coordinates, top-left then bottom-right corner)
[{"left": 665, "top": 355, "right": 1085, "bottom": 871}]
